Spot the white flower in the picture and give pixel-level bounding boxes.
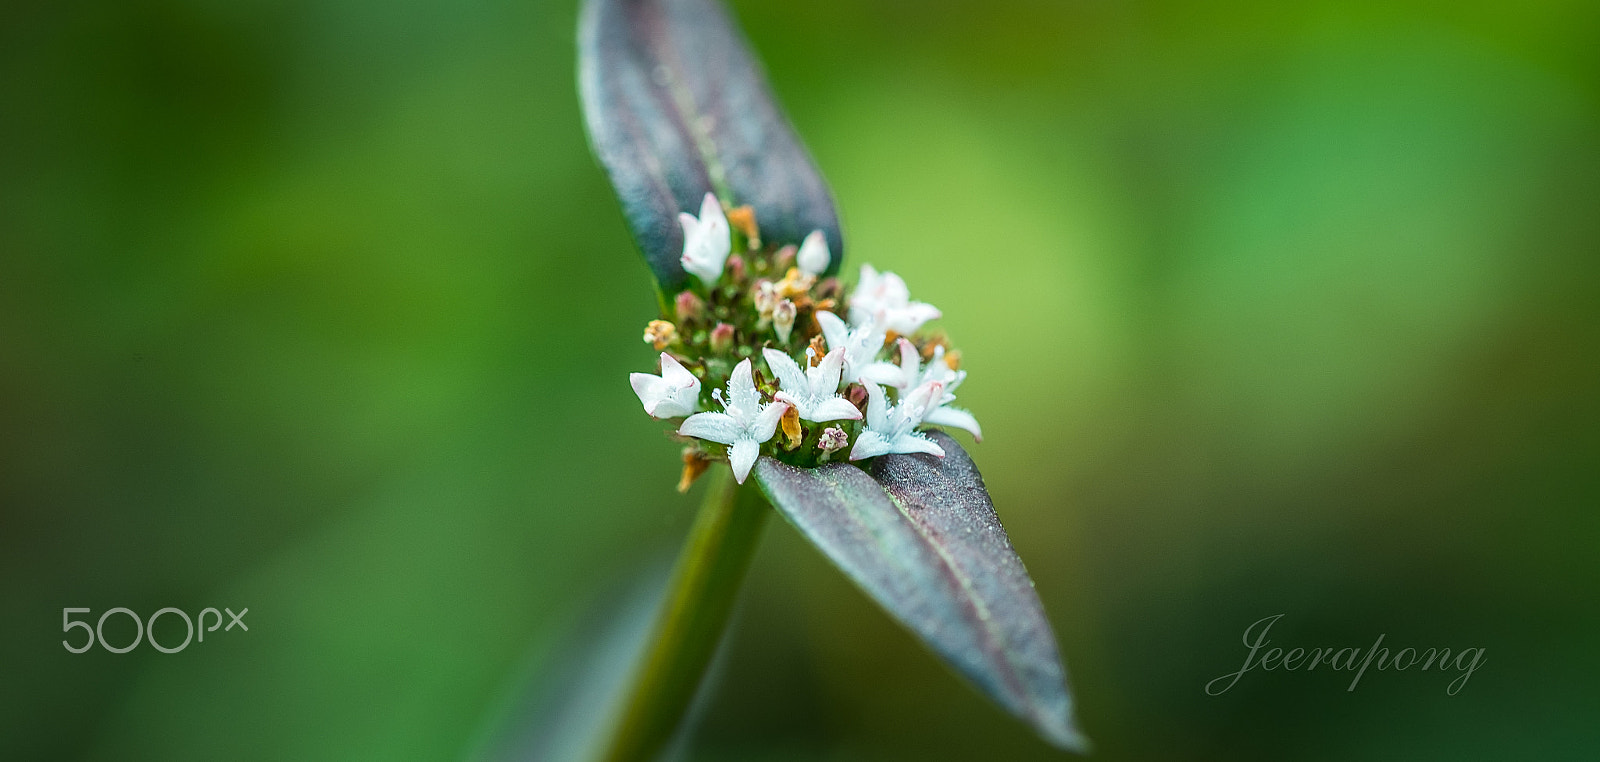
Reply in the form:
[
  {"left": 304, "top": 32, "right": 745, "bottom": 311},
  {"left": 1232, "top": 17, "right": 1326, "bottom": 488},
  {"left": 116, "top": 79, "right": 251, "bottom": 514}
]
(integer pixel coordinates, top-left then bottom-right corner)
[
  {"left": 859, "top": 338, "right": 951, "bottom": 388},
  {"left": 849, "top": 381, "right": 947, "bottom": 460},
  {"left": 678, "top": 192, "right": 731, "bottom": 284},
  {"left": 630, "top": 352, "right": 701, "bottom": 419},
  {"left": 678, "top": 358, "right": 789, "bottom": 483},
  {"left": 859, "top": 339, "right": 982, "bottom": 441},
  {"left": 762, "top": 347, "right": 862, "bottom": 423},
  {"left": 849, "top": 264, "right": 941, "bottom": 334},
  {"left": 815, "top": 310, "right": 886, "bottom": 385},
  {"left": 796, "top": 230, "right": 830, "bottom": 276}
]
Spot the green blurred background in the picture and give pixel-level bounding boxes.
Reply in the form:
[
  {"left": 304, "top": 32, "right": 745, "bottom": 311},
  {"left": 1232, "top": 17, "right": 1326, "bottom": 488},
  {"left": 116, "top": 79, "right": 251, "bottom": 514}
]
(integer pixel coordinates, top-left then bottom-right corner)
[{"left": 3, "top": 0, "right": 1598, "bottom": 759}]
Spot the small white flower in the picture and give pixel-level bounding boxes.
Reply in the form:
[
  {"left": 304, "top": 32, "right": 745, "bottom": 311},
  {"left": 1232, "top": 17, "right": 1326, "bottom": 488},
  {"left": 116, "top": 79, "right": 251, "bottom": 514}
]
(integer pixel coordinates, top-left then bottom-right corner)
[
  {"left": 796, "top": 230, "right": 830, "bottom": 276},
  {"left": 678, "top": 358, "right": 789, "bottom": 483},
  {"left": 849, "top": 380, "right": 947, "bottom": 460},
  {"left": 849, "top": 264, "right": 942, "bottom": 334},
  {"left": 859, "top": 338, "right": 953, "bottom": 389},
  {"left": 815, "top": 310, "right": 886, "bottom": 384},
  {"left": 762, "top": 347, "right": 863, "bottom": 423},
  {"left": 678, "top": 192, "right": 731, "bottom": 284},
  {"left": 630, "top": 352, "right": 701, "bottom": 419},
  {"left": 862, "top": 339, "right": 982, "bottom": 440}
]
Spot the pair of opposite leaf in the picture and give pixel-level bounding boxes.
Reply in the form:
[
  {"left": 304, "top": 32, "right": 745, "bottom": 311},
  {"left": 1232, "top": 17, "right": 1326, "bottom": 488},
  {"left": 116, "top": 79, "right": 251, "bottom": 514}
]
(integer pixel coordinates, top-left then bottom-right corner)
[{"left": 580, "top": 0, "right": 1086, "bottom": 753}]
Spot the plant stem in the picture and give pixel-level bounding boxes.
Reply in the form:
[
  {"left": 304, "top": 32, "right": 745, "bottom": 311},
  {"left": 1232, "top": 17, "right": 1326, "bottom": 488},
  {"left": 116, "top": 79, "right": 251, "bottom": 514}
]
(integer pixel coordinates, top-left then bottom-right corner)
[{"left": 598, "top": 468, "right": 770, "bottom": 762}]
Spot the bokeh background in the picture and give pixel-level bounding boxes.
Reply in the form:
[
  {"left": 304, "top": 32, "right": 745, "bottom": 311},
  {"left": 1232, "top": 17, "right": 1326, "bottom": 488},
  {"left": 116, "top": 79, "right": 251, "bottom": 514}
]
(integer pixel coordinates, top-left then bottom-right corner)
[{"left": 3, "top": 0, "right": 1598, "bottom": 759}]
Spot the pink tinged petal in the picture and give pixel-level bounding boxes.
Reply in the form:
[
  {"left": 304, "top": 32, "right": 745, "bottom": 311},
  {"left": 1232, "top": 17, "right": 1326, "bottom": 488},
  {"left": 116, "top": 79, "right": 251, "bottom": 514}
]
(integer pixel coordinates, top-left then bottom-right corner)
[
  {"left": 728, "top": 440, "right": 759, "bottom": 483},
  {"left": 806, "top": 397, "right": 864, "bottom": 423},
  {"left": 896, "top": 337, "right": 919, "bottom": 374},
  {"left": 924, "top": 405, "right": 983, "bottom": 441},
  {"left": 903, "top": 381, "right": 945, "bottom": 420},
  {"left": 678, "top": 412, "right": 743, "bottom": 445},
  {"left": 761, "top": 349, "right": 807, "bottom": 393},
  {"left": 659, "top": 353, "right": 698, "bottom": 388}
]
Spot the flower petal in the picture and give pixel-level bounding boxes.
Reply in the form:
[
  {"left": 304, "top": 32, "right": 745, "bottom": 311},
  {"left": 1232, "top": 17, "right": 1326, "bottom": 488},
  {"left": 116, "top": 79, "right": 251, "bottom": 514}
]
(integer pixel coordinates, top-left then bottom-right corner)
[
  {"left": 859, "top": 362, "right": 906, "bottom": 387},
  {"left": 729, "top": 439, "right": 759, "bottom": 483},
  {"left": 659, "top": 353, "right": 698, "bottom": 387},
  {"left": 678, "top": 412, "right": 743, "bottom": 445},
  {"left": 924, "top": 405, "right": 983, "bottom": 441},
  {"left": 848, "top": 429, "right": 892, "bottom": 461},
  {"left": 888, "top": 301, "right": 942, "bottom": 334},
  {"left": 805, "top": 397, "right": 865, "bottom": 423},
  {"left": 815, "top": 310, "right": 849, "bottom": 351},
  {"left": 889, "top": 431, "right": 946, "bottom": 458},
  {"left": 726, "top": 358, "right": 760, "bottom": 413},
  {"left": 750, "top": 401, "right": 790, "bottom": 442},
  {"left": 810, "top": 346, "right": 847, "bottom": 394},
  {"left": 762, "top": 348, "right": 808, "bottom": 395},
  {"left": 863, "top": 382, "right": 891, "bottom": 430},
  {"left": 630, "top": 372, "right": 666, "bottom": 416}
]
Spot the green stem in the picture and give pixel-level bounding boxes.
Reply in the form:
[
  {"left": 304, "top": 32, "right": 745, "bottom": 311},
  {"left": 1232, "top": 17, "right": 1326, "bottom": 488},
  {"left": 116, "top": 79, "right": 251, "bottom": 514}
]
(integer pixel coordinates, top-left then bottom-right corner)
[{"left": 598, "top": 467, "right": 770, "bottom": 762}]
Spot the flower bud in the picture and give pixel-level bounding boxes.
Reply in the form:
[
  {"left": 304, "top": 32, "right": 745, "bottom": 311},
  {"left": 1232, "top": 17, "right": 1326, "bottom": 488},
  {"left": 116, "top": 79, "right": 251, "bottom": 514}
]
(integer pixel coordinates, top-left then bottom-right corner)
[
  {"left": 845, "top": 383, "right": 868, "bottom": 410},
  {"left": 797, "top": 230, "right": 830, "bottom": 276},
  {"left": 726, "top": 254, "right": 747, "bottom": 284},
  {"left": 752, "top": 280, "right": 779, "bottom": 316},
  {"left": 818, "top": 426, "right": 848, "bottom": 453},
  {"left": 772, "top": 245, "right": 796, "bottom": 272},
  {"left": 643, "top": 320, "right": 678, "bottom": 350},
  {"left": 674, "top": 290, "right": 705, "bottom": 322},
  {"left": 709, "top": 322, "right": 735, "bottom": 353},
  {"left": 773, "top": 299, "right": 797, "bottom": 343},
  {"left": 815, "top": 277, "right": 841, "bottom": 300}
]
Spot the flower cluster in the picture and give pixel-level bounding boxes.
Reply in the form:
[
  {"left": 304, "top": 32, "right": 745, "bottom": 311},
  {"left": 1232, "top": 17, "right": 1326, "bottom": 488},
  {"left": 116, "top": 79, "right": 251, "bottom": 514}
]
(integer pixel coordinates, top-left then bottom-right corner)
[{"left": 630, "top": 193, "right": 981, "bottom": 488}]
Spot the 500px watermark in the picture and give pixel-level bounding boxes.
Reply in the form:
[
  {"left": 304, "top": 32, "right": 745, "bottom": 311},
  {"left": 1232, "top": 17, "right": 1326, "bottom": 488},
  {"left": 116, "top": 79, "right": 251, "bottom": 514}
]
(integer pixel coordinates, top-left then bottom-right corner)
[
  {"left": 1206, "top": 614, "right": 1485, "bottom": 696},
  {"left": 62, "top": 607, "right": 248, "bottom": 654}
]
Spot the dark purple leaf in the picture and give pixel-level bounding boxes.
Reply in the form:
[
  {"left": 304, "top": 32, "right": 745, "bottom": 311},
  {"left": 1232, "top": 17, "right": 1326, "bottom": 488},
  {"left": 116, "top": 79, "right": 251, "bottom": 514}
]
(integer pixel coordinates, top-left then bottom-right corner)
[
  {"left": 752, "top": 432, "right": 1087, "bottom": 752},
  {"left": 579, "top": 0, "right": 844, "bottom": 290}
]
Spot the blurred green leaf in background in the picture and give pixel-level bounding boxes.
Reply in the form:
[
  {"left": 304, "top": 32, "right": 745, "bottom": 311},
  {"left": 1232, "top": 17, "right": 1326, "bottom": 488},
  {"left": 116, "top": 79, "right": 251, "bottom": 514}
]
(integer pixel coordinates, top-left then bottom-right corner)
[{"left": 2, "top": 1, "right": 1597, "bottom": 760}]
